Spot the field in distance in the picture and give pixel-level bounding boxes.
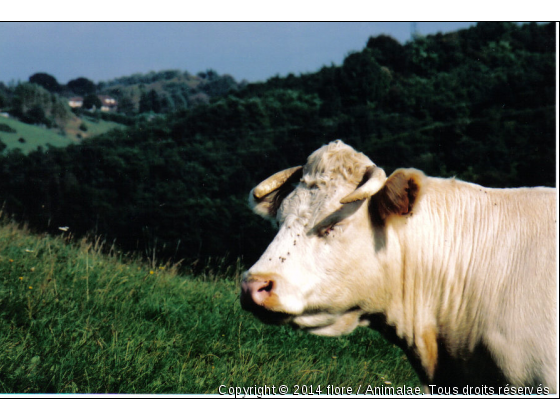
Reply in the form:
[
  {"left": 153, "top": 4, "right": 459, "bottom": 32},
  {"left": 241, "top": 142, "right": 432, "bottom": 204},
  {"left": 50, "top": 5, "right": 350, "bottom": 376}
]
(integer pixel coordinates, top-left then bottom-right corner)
[{"left": 0, "top": 116, "right": 124, "bottom": 154}]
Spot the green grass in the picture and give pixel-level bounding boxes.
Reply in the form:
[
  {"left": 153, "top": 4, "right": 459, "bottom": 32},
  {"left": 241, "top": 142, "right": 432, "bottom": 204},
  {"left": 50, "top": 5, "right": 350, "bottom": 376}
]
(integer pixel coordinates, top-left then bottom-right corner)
[
  {"left": 0, "top": 219, "right": 419, "bottom": 394},
  {"left": 0, "top": 117, "right": 76, "bottom": 153},
  {"left": 78, "top": 117, "right": 124, "bottom": 138},
  {"left": 0, "top": 116, "right": 124, "bottom": 154}
]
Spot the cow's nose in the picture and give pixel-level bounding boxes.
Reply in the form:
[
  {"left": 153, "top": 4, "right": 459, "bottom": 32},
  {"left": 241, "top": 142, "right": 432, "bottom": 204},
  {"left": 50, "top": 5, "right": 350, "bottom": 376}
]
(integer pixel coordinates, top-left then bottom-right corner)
[{"left": 241, "top": 274, "right": 275, "bottom": 308}]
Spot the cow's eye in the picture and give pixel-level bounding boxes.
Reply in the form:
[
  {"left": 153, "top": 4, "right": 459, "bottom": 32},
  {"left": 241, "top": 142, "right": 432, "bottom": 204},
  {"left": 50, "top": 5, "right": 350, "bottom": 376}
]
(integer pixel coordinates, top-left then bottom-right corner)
[{"left": 319, "top": 223, "right": 337, "bottom": 237}]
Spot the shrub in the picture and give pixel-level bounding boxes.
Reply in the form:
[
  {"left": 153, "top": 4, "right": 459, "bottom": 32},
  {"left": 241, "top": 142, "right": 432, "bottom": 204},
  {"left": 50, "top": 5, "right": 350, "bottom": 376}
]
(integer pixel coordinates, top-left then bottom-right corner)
[{"left": 0, "top": 123, "right": 16, "bottom": 133}]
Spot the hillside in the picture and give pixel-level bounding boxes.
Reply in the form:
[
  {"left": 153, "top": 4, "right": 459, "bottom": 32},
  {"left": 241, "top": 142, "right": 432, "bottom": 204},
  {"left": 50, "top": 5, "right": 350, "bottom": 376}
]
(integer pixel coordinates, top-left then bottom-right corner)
[
  {"left": 0, "top": 69, "right": 241, "bottom": 142},
  {"left": 0, "top": 22, "right": 555, "bottom": 268},
  {"left": 0, "top": 117, "right": 77, "bottom": 153},
  {"left": 0, "top": 219, "right": 417, "bottom": 393},
  {"left": 97, "top": 69, "right": 244, "bottom": 114},
  {"left": 0, "top": 115, "right": 124, "bottom": 153}
]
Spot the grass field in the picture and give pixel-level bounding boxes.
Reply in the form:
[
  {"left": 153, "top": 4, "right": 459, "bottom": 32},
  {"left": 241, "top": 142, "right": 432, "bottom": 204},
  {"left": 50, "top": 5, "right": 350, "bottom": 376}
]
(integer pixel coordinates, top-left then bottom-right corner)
[
  {"left": 64, "top": 116, "right": 125, "bottom": 141},
  {"left": 0, "top": 218, "right": 419, "bottom": 394},
  {"left": 0, "top": 116, "right": 124, "bottom": 154},
  {"left": 0, "top": 117, "right": 77, "bottom": 153}
]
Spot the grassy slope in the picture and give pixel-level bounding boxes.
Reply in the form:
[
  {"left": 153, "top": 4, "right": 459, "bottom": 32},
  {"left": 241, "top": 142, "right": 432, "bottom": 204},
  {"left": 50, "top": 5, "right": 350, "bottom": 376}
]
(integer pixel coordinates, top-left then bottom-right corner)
[
  {"left": 62, "top": 116, "right": 124, "bottom": 142},
  {"left": 0, "top": 117, "right": 76, "bottom": 153},
  {"left": 0, "top": 117, "right": 124, "bottom": 154},
  {"left": 0, "top": 220, "right": 419, "bottom": 394}
]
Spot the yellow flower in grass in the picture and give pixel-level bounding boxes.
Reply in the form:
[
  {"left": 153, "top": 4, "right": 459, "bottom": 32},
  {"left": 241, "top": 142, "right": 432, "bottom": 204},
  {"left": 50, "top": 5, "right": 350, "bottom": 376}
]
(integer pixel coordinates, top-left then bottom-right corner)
[
  {"left": 28, "top": 286, "right": 33, "bottom": 290},
  {"left": 149, "top": 270, "right": 154, "bottom": 275},
  {"left": 19, "top": 277, "right": 23, "bottom": 281}
]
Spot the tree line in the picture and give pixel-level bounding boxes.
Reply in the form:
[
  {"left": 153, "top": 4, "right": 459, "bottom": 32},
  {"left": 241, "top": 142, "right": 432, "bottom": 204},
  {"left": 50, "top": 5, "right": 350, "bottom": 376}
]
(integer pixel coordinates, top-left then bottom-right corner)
[
  {"left": 0, "top": 68, "right": 245, "bottom": 131},
  {"left": 0, "top": 22, "right": 556, "bottom": 269}
]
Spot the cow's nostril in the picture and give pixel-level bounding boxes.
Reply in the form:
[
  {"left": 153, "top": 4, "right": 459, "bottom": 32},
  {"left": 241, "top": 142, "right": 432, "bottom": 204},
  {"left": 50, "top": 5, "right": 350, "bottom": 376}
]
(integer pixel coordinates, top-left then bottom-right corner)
[
  {"left": 242, "top": 275, "right": 276, "bottom": 307},
  {"left": 259, "top": 280, "right": 274, "bottom": 293}
]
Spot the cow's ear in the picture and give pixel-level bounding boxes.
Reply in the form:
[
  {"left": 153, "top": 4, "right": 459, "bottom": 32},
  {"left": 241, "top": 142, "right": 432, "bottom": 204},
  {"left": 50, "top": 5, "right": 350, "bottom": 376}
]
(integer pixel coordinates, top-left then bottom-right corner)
[
  {"left": 372, "top": 168, "right": 424, "bottom": 220},
  {"left": 249, "top": 166, "right": 303, "bottom": 221}
]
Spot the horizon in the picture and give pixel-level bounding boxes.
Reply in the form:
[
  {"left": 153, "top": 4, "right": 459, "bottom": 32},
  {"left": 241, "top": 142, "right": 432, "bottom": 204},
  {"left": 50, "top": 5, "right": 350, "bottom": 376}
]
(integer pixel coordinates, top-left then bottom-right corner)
[{"left": 0, "top": 22, "right": 480, "bottom": 86}]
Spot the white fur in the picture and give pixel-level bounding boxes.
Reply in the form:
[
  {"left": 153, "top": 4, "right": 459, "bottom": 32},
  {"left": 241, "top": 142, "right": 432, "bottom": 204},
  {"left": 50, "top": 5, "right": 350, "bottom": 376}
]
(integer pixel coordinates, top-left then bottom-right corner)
[{"left": 246, "top": 141, "right": 557, "bottom": 391}]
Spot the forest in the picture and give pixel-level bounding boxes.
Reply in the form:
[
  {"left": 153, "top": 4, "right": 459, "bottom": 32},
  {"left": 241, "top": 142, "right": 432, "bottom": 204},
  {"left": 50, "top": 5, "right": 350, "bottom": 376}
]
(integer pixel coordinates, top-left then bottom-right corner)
[
  {"left": 0, "top": 68, "right": 244, "bottom": 125},
  {"left": 0, "top": 22, "right": 556, "bottom": 269}
]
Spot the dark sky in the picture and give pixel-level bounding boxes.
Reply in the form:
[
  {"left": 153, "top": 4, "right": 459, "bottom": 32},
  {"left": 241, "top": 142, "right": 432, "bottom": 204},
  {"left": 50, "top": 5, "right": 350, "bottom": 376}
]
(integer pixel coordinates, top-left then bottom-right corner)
[{"left": 0, "top": 22, "right": 478, "bottom": 85}]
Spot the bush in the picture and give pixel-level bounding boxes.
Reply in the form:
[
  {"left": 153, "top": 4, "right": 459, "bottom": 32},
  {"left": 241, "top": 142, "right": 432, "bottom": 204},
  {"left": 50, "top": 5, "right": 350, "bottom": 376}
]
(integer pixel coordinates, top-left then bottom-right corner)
[
  {"left": 20, "top": 106, "right": 52, "bottom": 127},
  {"left": 82, "top": 94, "right": 102, "bottom": 110},
  {"left": 0, "top": 123, "right": 16, "bottom": 133}
]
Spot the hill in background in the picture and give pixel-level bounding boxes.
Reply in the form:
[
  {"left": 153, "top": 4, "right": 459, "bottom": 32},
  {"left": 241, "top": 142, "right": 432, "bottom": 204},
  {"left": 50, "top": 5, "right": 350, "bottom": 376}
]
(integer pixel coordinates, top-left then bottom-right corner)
[
  {"left": 0, "top": 68, "right": 245, "bottom": 153},
  {"left": 0, "top": 22, "right": 555, "bottom": 268},
  {"left": 98, "top": 69, "right": 245, "bottom": 113},
  {"left": 0, "top": 115, "right": 124, "bottom": 154}
]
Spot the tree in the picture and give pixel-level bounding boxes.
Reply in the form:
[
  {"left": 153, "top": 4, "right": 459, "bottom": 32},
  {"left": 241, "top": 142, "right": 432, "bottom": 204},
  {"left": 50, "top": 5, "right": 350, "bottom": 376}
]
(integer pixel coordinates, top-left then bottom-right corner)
[
  {"left": 197, "top": 69, "right": 219, "bottom": 80},
  {"left": 29, "top": 73, "right": 61, "bottom": 93},
  {"left": 11, "top": 83, "right": 50, "bottom": 118},
  {"left": 366, "top": 34, "right": 406, "bottom": 71},
  {"left": 117, "top": 96, "right": 136, "bottom": 115},
  {"left": 21, "top": 105, "right": 51, "bottom": 127},
  {"left": 340, "top": 49, "right": 391, "bottom": 107},
  {"left": 9, "top": 83, "right": 73, "bottom": 128},
  {"left": 82, "top": 94, "right": 102, "bottom": 110},
  {"left": 0, "top": 22, "right": 554, "bottom": 271},
  {"left": 67, "top": 77, "right": 97, "bottom": 96},
  {"left": 139, "top": 89, "right": 162, "bottom": 113},
  {"left": 201, "top": 74, "right": 238, "bottom": 97}
]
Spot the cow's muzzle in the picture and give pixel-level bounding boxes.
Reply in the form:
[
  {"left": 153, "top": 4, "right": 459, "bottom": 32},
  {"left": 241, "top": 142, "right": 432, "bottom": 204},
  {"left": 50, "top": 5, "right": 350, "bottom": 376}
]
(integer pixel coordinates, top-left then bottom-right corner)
[{"left": 240, "top": 273, "right": 291, "bottom": 325}]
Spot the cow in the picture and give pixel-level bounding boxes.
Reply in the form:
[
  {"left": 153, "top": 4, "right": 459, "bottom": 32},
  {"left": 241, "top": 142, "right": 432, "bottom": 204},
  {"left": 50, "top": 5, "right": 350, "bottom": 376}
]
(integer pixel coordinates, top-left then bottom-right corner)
[{"left": 241, "top": 140, "right": 557, "bottom": 393}]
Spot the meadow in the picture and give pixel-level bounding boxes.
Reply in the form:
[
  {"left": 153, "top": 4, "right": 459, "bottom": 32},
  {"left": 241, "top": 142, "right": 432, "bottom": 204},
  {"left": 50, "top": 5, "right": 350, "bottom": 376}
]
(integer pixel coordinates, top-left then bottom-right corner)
[
  {"left": 0, "top": 116, "right": 124, "bottom": 153},
  {"left": 0, "top": 218, "right": 419, "bottom": 394}
]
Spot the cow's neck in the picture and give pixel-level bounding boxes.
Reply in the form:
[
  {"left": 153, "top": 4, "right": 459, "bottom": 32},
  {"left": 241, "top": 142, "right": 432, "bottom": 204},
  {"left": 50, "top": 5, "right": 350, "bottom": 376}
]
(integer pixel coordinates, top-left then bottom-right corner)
[{"left": 376, "top": 178, "right": 510, "bottom": 378}]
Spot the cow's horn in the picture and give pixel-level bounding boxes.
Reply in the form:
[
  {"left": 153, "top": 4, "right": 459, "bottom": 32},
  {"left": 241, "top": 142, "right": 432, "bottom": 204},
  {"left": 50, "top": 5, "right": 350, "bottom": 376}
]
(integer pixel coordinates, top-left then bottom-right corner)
[
  {"left": 253, "top": 166, "right": 303, "bottom": 199},
  {"left": 340, "top": 165, "right": 387, "bottom": 204}
]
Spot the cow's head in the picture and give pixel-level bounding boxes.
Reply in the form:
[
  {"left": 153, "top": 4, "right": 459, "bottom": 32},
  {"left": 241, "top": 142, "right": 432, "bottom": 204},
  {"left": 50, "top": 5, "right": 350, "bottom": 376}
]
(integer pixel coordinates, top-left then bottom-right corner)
[{"left": 241, "top": 140, "right": 422, "bottom": 336}]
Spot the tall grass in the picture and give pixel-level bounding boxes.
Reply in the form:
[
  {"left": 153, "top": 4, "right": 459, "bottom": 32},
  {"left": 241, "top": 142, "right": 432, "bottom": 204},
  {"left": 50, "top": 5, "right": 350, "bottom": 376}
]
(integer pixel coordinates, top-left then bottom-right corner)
[{"left": 0, "top": 218, "right": 419, "bottom": 394}]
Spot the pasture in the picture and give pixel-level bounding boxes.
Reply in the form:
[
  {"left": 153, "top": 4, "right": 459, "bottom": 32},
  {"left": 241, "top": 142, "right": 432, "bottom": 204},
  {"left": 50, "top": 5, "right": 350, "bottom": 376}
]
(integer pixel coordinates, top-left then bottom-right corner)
[
  {"left": 0, "top": 117, "right": 76, "bottom": 153},
  {"left": 0, "top": 116, "right": 124, "bottom": 154},
  {"left": 0, "top": 218, "right": 419, "bottom": 394}
]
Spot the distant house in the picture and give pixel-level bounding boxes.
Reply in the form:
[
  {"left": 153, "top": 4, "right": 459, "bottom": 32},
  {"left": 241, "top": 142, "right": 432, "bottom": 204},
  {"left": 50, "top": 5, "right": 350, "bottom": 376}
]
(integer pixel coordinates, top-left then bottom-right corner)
[
  {"left": 98, "top": 95, "right": 118, "bottom": 112},
  {"left": 68, "top": 97, "right": 84, "bottom": 108},
  {"left": 67, "top": 95, "right": 118, "bottom": 112}
]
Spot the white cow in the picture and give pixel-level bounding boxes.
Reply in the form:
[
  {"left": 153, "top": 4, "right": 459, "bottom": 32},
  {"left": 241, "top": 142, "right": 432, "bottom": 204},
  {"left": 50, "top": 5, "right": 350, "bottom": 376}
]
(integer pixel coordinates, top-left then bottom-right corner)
[{"left": 241, "top": 140, "right": 557, "bottom": 393}]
